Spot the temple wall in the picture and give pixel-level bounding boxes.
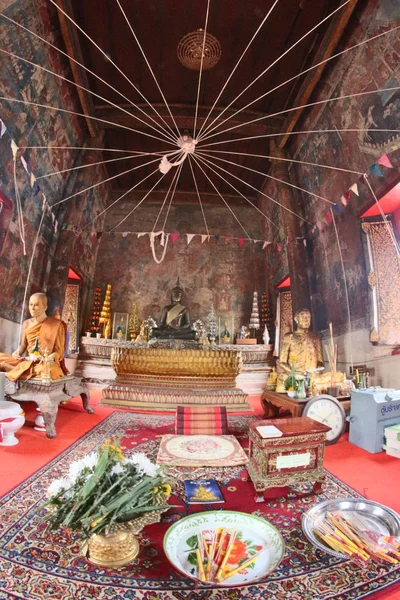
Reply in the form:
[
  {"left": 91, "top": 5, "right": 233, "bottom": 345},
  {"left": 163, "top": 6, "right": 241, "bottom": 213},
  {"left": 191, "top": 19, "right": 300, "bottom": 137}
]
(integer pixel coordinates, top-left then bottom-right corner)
[
  {"left": 259, "top": 0, "right": 400, "bottom": 382},
  {"left": 0, "top": 0, "right": 106, "bottom": 347},
  {"left": 92, "top": 201, "right": 266, "bottom": 335}
]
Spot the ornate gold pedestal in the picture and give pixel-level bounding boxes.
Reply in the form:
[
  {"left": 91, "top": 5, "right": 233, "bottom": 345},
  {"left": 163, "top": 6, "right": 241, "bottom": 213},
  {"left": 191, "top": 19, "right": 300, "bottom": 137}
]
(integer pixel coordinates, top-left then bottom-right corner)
[
  {"left": 87, "top": 530, "right": 139, "bottom": 568},
  {"left": 102, "top": 347, "right": 251, "bottom": 411}
]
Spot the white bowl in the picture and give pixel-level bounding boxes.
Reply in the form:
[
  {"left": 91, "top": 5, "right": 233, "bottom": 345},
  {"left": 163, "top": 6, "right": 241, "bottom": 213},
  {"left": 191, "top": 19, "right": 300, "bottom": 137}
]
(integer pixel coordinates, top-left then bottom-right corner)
[
  {"left": 0, "top": 401, "right": 25, "bottom": 446},
  {"left": 163, "top": 510, "right": 285, "bottom": 587}
]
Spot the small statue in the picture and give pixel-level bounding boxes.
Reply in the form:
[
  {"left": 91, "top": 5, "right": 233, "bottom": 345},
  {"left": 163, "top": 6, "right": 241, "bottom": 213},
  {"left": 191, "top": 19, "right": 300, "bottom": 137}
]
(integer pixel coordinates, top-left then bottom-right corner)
[
  {"left": 265, "top": 367, "right": 278, "bottom": 390},
  {"left": 276, "top": 308, "right": 344, "bottom": 393},
  {"left": 136, "top": 321, "right": 148, "bottom": 342},
  {"left": 151, "top": 279, "right": 196, "bottom": 340},
  {"left": 221, "top": 321, "right": 231, "bottom": 344},
  {"left": 240, "top": 325, "right": 250, "bottom": 339}
]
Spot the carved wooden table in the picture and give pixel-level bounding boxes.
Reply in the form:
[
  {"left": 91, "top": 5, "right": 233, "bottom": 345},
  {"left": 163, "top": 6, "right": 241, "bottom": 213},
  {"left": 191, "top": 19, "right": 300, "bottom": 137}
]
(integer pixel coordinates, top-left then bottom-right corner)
[
  {"left": 261, "top": 389, "right": 351, "bottom": 419},
  {"left": 247, "top": 417, "right": 331, "bottom": 499},
  {"left": 5, "top": 375, "right": 93, "bottom": 439}
]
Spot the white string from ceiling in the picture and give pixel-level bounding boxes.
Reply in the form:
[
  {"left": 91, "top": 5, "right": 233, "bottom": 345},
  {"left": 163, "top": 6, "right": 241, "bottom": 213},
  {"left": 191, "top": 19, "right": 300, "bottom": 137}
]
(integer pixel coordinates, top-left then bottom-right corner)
[{"left": 188, "top": 156, "right": 210, "bottom": 237}]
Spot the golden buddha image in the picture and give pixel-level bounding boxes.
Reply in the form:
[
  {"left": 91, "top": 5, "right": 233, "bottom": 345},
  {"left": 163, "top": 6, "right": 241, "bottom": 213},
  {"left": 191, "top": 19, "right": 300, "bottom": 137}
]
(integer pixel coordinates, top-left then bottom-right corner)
[{"left": 191, "top": 484, "right": 220, "bottom": 502}]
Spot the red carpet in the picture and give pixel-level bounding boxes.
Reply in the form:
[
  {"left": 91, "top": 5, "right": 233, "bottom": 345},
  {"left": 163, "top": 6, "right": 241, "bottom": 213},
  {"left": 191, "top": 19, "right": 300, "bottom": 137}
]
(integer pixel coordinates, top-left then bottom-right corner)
[{"left": 1, "top": 391, "right": 400, "bottom": 599}]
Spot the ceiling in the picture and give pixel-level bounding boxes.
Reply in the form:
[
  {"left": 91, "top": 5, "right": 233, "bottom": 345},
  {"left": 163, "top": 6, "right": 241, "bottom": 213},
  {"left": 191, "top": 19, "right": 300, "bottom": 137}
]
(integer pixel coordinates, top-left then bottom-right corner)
[{"left": 57, "top": 0, "right": 358, "bottom": 218}]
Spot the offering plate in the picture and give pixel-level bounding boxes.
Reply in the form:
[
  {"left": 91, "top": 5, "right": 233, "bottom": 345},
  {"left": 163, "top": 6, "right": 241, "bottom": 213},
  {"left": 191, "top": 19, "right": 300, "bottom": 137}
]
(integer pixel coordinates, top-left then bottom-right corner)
[{"left": 302, "top": 498, "right": 400, "bottom": 559}]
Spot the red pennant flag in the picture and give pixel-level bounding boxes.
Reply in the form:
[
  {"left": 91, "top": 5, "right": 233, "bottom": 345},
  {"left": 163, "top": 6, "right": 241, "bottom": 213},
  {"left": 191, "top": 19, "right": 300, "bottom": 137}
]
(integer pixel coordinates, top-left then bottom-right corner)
[
  {"left": 238, "top": 238, "right": 245, "bottom": 248},
  {"left": 225, "top": 236, "right": 231, "bottom": 244},
  {"left": 345, "top": 190, "right": 351, "bottom": 200},
  {"left": 277, "top": 242, "right": 283, "bottom": 253},
  {"left": 171, "top": 233, "right": 180, "bottom": 244},
  {"left": 325, "top": 211, "right": 332, "bottom": 225},
  {"left": 377, "top": 154, "right": 393, "bottom": 169}
]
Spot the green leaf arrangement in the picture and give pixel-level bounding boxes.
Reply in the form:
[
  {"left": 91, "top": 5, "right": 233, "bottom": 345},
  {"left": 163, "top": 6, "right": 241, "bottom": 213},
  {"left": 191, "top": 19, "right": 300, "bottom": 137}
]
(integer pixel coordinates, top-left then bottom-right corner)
[{"left": 43, "top": 438, "right": 171, "bottom": 540}]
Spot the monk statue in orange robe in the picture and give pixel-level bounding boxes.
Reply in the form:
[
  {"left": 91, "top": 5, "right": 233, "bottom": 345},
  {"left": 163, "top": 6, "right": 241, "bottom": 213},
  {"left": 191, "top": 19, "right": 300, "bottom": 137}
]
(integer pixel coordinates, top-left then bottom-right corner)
[{"left": 0, "top": 293, "right": 69, "bottom": 381}]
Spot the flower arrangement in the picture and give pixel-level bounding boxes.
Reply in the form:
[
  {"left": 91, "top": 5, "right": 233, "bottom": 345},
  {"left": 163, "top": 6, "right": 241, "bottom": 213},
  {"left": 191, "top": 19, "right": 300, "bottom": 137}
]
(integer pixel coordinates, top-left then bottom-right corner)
[{"left": 44, "top": 439, "right": 171, "bottom": 540}]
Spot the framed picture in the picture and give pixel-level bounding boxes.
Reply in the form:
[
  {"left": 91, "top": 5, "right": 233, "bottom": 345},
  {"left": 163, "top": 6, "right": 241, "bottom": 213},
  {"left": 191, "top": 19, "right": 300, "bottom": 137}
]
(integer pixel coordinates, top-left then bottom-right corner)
[{"left": 112, "top": 312, "right": 129, "bottom": 341}]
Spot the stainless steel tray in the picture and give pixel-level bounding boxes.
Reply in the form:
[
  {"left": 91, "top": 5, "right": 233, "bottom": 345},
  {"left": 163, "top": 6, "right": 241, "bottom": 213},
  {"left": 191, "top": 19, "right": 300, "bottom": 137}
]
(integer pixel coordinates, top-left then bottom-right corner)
[{"left": 302, "top": 498, "right": 400, "bottom": 558}]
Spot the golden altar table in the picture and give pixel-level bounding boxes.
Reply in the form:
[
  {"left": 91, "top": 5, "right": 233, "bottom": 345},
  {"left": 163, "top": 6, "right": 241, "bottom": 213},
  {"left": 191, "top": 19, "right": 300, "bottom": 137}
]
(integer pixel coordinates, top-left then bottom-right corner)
[{"left": 102, "top": 346, "right": 251, "bottom": 411}]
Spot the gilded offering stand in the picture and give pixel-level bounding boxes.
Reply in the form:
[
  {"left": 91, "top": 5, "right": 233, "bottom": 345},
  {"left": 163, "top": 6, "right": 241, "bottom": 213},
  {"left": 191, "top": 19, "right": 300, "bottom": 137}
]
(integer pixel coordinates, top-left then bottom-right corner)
[
  {"left": 84, "top": 491, "right": 170, "bottom": 568},
  {"left": 41, "top": 348, "right": 54, "bottom": 383}
]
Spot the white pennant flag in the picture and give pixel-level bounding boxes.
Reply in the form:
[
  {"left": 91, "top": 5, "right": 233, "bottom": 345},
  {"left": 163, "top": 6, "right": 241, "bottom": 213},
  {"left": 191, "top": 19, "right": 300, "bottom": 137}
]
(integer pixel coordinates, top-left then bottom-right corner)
[
  {"left": 201, "top": 234, "right": 208, "bottom": 243},
  {"left": 0, "top": 119, "right": 6, "bottom": 138},
  {"left": 10, "top": 139, "right": 18, "bottom": 158},
  {"left": 262, "top": 241, "right": 271, "bottom": 250},
  {"left": 42, "top": 194, "right": 47, "bottom": 211},
  {"left": 137, "top": 232, "right": 146, "bottom": 238},
  {"left": 186, "top": 233, "right": 195, "bottom": 245},
  {"left": 20, "top": 156, "right": 29, "bottom": 173},
  {"left": 30, "top": 172, "right": 36, "bottom": 187},
  {"left": 122, "top": 232, "right": 129, "bottom": 238}
]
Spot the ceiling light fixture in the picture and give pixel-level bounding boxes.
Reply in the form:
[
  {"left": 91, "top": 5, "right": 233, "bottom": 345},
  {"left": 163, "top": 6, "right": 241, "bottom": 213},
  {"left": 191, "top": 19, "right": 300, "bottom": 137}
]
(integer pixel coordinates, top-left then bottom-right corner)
[{"left": 177, "top": 29, "right": 221, "bottom": 71}]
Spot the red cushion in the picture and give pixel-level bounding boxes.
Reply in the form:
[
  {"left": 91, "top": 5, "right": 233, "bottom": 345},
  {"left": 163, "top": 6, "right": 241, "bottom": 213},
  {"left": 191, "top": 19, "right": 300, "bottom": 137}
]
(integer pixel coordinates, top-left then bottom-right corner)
[{"left": 175, "top": 406, "right": 228, "bottom": 435}]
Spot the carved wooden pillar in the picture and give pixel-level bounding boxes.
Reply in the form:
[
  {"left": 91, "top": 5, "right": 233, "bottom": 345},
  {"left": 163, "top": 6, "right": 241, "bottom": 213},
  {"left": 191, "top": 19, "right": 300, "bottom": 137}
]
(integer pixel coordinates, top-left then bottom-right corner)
[{"left": 269, "top": 140, "right": 311, "bottom": 314}]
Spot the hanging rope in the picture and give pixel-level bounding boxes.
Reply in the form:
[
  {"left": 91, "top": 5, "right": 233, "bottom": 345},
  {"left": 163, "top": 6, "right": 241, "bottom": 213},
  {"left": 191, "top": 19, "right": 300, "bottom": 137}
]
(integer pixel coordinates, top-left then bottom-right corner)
[
  {"left": 152, "top": 164, "right": 183, "bottom": 232},
  {"left": 11, "top": 140, "right": 27, "bottom": 256},
  {"left": 196, "top": 0, "right": 280, "bottom": 139},
  {"left": 193, "top": 0, "right": 212, "bottom": 139},
  {"left": 162, "top": 163, "right": 184, "bottom": 232},
  {"left": 0, "top": 13, "right": 177, "bottom": 144},
  {"left": 52, "top": 156, "right": 163, "bottom": 207},
  {"left": 330, "top": 208, "right": 354, "bottom": 370},
  {"left": 197, "top": 149, "right": 364, "bottom": 175},
  {"left": 198, "top": 85, "right": 400, "bottom": 143},
  {"left": 150, "top": 232, "right": 170, "bottom": 264},
  {"left": 116, "top": 0, "right": 181, "bottom": 139},
  {"left": 192, "top": 156, "right": 252, "bottom": 240},
  {"left": 195, "top": 154, "right": 279, "bottom": 231},
  {"left": 199, "top": 127, "right": 400, "bottom": 148},
  {"left": 0, "top": 47, "right": 177, "bottom": 145},
  {"left": 48, "top": 0, "right": 178, "bottom": 142},
  {"left": 198, "top": 23, "right": 400, "bottom": 141},
  {"left": 188, "top": 157, "right": 210, "bottom": 237},
  {"left": 198, "top": 0, "right": 351, "bottom": 141},
  {"left": 197, "top": 150, "right": 336, "bottom": 205}
]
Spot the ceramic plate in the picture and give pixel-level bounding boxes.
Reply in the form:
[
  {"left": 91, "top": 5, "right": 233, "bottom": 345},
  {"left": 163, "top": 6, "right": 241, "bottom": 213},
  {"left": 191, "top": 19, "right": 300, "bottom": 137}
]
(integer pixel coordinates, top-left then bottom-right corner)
[
  {"left": 302, "top": 497, "right": 400, "bottom": 558},
  {"left": 163, "top": 510, "right": 285, "bottom": 586}
]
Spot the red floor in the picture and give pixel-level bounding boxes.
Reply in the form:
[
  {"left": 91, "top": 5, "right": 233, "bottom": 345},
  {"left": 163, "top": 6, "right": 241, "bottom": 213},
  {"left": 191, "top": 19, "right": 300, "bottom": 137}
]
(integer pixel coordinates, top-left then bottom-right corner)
[{"left": 1, "top": 391, "right": 400, "bottom": 599}]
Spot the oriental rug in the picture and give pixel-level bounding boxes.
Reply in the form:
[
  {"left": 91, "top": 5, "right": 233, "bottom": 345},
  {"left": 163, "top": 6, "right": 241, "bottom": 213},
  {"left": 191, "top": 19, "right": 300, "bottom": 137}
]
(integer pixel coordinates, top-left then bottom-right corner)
[{"left": 0, "top": 412, "right": 399, "bottom": 600}]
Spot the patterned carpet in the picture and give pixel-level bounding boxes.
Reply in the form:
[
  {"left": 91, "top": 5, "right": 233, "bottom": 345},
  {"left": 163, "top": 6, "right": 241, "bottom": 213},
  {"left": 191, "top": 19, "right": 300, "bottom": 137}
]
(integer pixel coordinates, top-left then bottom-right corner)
[{"left": 0, "top": 412, "right": 399, "bottom": 600}]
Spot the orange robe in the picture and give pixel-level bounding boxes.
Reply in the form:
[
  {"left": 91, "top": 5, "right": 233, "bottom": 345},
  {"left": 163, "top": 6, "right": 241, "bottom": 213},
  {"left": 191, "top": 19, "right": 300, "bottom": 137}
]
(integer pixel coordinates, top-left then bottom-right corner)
[{"left": 0, "top": 317, "right": 69, "bottom": 382}]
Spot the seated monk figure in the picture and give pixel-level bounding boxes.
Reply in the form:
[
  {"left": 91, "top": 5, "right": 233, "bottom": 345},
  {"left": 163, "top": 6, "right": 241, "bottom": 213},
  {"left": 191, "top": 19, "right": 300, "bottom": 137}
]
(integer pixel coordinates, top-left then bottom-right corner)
[
  {"left": 151, "top": 279, "right": 196, "bottom": 340},
  {"left": 0, "top": 293, "right": 69, "bottom": 382},
  {"left": 276, "top": 308, "right": 344, "bottom": 393}
]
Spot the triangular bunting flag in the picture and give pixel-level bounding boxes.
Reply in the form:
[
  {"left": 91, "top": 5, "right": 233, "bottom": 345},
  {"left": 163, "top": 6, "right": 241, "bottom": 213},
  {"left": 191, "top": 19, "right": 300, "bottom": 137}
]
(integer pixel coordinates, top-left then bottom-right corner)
[
  {"left": 121, "top": 232, "right": 128, "bottom": 237},
  {"left": 377, "top": 154, "right": 393, "bottom": 169},
  {"left": 225, "top": 236, "right": 231, "bottom": 244},
  {"left": 391, "top": 143, "right": 398, "bottom": 151},
  {"left": 54, "top": 220, "right": 58, "bottom": 234},
  {"left": 322, "top": 216, "right": 328, "bottom": 225},
  {"left": 137, "top": 232, "right": 146, "bottom": 238},
  {"left": 20, "top": 156, "right": 29, "bottom": 173},
  {"left": 201, "top": 235, "right": 208, "bottom": 243},
  {"left": 345, "top": 190, "right": 351, "bottom": 200},
  {"left": 33, "top": 183, "right": 40, "bottom": 196},
  {"left": 186, "top": 233, "right": 195, "bottom": 245},
  {"left": 30, "top": 172, "right": 36, "bottom": 188},
  {"left": 369, "top": 163, "right": 384, "bottom": 177},
  {"left": 171, "top": 233, "right": 180, "bottom": 244},
  {"left": 277, "top": 242, "right": 283, "bottom": 253},
  {"left": 359, "top": 174, "right": 367, "bottom": 186},
  {"left": 0, "top": 119, "right": 6, "bottom": 138},
  {"left": 215, "top": 235, "right": 220, "bottom": 243},
  {"left": 10, "top": 139, "right": 18, "bottom": 158},
  {"left": 316, "top": 220, "right": 323, "bottom": 231},
  {"left": 350, "top": 183, "right": 359, "bottom": 196},
  {"left": 96, "top": 231, "right": 103, "bottom": 240},
  {"left": 238, "top": 238, "right": 245, "bottom": 248},
  {"left": 325, "top": 211, "right": 332, "bottom": 225},
  {"left": 303, "top": 239, "right": 307, "bottom": 247},
  {"left": 340, "top": 195, "right": 348, "bottom": 206},
  {"left": 262, "top": 241, "right": 271, "bottom": 250},
  {"left": 333, "top": 203, "right": 340, "bottom": 213}
]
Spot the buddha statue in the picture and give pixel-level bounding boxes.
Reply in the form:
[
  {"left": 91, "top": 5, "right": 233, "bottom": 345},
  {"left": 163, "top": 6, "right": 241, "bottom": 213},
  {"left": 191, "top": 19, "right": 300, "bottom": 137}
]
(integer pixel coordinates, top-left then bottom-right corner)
[
  {"left": 276, "top": 308, "right": 344, "bottom": 393},
  {"left": 0, "top": 293, "right": 69, "bottom": 381},
  {"left": 151, "top": 279, "right": 196, "bottom": 340}
]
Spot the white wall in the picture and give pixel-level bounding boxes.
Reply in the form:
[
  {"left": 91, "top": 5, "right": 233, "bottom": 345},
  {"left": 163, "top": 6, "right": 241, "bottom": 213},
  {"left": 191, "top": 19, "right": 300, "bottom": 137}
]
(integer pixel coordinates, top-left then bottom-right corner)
[
  {"left": 0, "top": 318, "right": 19, "bottom": 356},
  {"left": 322, "top": 328, "right": 400, "bottom": 389}
]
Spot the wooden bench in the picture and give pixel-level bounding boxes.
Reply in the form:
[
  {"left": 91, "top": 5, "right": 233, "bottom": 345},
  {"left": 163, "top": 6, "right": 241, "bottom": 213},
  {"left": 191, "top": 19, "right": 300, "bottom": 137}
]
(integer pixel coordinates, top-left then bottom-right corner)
[{"left": 4, "top": 375, "right": 93, "bottom": 438}]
